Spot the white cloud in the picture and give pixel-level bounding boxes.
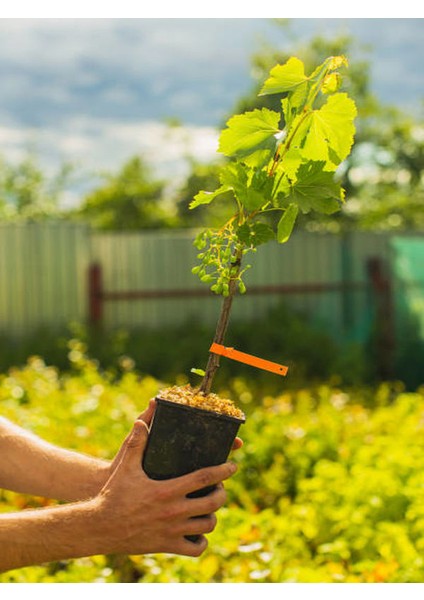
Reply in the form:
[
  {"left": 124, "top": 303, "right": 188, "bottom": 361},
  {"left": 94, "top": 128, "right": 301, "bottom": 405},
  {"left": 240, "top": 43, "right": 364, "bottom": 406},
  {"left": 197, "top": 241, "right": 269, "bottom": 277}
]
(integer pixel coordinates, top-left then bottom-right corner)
[
  {"left": 0, "top": 18, "right": 422, "bottom": 208},
  {"left": 0, "top": 116, "right": 220, "bottom": 206}
]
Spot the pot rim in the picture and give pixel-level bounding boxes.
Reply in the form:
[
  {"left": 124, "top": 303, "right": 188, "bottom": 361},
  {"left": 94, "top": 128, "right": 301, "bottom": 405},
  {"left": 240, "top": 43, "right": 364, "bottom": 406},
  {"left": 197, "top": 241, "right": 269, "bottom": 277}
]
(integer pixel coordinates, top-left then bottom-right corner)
[{"left": 155, "top": 396, "right": 246, "bottom": 424}]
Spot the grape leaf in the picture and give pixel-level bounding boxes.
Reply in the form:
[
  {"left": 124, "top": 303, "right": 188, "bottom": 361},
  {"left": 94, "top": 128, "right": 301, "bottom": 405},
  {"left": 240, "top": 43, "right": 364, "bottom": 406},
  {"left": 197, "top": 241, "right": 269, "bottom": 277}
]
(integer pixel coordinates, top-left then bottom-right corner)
[
  {"left": 259, "top": 57, "right": 307, "bottom": 96},
  {"left": 239, "top": 188, "right": 268, "bottom": 211},
  {"left": 261, "top": 58, "right": 311, "bottom": 119},
  {"left": 281, "top": 161, "right": 344, "bottom": 214},
  {"left": 218, "top": 108, "right": 281, "bottom": 162},
  {"left": 237, "top": 222, "right": 275, "bottom": 247},
  {"left": 322, "top": 72, "right": 342, "bottom": 94},
  {"left": 219, "top": 162, "right": 247, "bottom": 188},
  {"left": 189, "top": 184, "right": 232, "bottom": 209},
  {"left": 326, "top": 55, "right": 348, "bottom": 71},
  {"left": 237, "top": 168, "right": 274, "bottom": 212},
  {"left": 250, "top": 168, "right": 275, "bottom": 199},
  {"left": 307, "top": 55, "right": 347, "bottom": 84},
  {"left": 277, "top": 203, "right": 298, "bottom": 243},
  {"left": 190, "top": 368, "right": 206, "bottom": 377},
  {"left": 276, "top": 147, "right": 304, "bottom": 182},
  {"left": 298, "top": 93, "right": 357, "bottom": 168},
  {"left": 219, "top": 163, "right": 256, "bottom": 208}
]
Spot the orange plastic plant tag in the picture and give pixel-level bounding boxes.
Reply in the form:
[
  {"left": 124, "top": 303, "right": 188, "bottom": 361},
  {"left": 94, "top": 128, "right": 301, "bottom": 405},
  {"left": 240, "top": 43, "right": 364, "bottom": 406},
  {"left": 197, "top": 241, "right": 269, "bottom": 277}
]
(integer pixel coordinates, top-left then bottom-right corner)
[{"left": 210, "top": 343, "right": 288, "bottom": 376}]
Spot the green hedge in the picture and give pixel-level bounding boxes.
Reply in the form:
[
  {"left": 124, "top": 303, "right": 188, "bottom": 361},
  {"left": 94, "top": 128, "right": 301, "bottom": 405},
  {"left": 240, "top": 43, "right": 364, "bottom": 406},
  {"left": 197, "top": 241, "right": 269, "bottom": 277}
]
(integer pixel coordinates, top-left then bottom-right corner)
[
  {"left": 0, "top": 301, "right": 373, "bottom": 394},
  {"left": 1, "top": 350, "right": 424, "bottom": 582}
]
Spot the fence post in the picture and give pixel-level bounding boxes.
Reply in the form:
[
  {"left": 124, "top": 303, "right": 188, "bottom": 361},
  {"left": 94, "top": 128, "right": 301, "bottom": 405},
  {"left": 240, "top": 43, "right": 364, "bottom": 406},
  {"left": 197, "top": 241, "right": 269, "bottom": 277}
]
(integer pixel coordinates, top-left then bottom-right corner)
[
  {"left": 366, "top": 257, "right": 395, "bottom": 379},
  {"left": 341, "top": 232, "right": 354, "bottom": 334},
  {"left": 88, "top": 262, "right": 103, "bottom": 325}
]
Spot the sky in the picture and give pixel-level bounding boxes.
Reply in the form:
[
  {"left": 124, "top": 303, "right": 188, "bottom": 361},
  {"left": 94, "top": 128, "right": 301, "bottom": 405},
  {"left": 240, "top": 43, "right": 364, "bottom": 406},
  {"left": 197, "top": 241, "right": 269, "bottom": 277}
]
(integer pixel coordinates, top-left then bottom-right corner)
[{"left": 0, "top": 17, "right": 422, "bottom": 206}]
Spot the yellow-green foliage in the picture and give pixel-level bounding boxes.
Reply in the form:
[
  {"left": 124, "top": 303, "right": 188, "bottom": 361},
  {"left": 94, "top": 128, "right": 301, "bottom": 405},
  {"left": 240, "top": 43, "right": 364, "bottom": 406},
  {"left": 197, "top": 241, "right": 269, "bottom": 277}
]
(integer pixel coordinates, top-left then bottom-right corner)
[{"left": 1, "top": 346, "right": 424, "bottom": 583}]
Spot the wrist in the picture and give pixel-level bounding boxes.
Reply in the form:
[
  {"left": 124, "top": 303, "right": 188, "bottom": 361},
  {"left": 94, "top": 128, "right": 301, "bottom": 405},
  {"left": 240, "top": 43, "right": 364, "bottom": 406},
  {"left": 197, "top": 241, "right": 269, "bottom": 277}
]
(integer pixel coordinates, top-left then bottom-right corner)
[{"left": 86, "top": 460, "right": 112, "bottom": 497}]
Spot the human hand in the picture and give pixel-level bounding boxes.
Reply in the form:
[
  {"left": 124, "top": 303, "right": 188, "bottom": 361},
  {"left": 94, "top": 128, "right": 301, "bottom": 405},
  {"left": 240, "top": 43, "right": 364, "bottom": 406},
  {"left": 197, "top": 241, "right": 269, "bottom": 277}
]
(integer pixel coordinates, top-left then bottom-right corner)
[
  {"left": 0, "top": 401, "right": 240, "bottom": 572},
  {"left": 110, "top": 400, "right": 243, "bottom": 478},
  {"left": 92, "top": 407, "right": 238, "bottom": 557}
]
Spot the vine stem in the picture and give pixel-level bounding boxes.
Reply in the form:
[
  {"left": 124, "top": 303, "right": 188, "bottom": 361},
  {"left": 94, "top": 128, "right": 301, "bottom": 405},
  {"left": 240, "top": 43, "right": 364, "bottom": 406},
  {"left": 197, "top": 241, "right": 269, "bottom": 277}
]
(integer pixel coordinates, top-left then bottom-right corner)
[{"left": 199, "top": 248, "right": 243, "bottom": 395}]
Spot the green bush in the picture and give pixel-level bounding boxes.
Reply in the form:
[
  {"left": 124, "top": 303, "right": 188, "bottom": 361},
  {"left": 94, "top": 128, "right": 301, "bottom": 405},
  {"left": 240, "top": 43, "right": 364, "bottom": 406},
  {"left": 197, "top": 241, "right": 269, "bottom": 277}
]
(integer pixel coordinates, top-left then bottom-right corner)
[
  {"left": 1, "top": 349, "right": 424, "bottom": 582},
  {"left": 0, "top": 301, "right": 372, "bottom": 395}
]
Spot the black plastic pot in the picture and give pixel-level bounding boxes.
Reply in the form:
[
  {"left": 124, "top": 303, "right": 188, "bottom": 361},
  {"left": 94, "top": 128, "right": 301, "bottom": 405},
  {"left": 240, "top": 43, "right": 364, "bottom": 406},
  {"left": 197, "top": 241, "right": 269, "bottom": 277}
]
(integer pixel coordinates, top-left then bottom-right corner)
[{"left": 142, "top": 396, "right": 245, "bottom": 542}]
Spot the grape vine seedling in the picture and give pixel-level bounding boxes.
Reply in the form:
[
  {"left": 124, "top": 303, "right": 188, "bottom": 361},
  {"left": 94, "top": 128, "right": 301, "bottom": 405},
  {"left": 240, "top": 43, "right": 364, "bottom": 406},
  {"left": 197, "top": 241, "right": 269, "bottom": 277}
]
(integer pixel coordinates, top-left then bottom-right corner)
[
  {"left": 190, "top": 55, "right": 357, "bottom": 395},
  {"left": 142, "top": 56, "right": 357, "bottom": 504}
]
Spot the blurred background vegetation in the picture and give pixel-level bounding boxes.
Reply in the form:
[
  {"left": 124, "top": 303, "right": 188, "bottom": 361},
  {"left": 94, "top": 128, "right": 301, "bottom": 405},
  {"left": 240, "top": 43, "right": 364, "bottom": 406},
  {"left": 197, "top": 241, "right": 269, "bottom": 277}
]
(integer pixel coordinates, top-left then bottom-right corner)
[
  {"left": 0, "top": 22, "right": 422, "bottom": 390},
  {"left": 0, "top": 21, "right": 423, "bottom": 582}
]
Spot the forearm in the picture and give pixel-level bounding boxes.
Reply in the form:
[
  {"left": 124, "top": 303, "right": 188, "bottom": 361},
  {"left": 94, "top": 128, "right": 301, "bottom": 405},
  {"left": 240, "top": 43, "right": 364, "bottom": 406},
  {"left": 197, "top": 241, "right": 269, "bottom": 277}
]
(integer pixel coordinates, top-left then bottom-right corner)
[
  {"left": 0, "top": 415, "right": 239, "bottom": 572},
  {"left": 0, "top": 499, "right": 104, "bottom": 572},
  {"left": 0, "top": 417, "right": 111, "bottom": 501}
]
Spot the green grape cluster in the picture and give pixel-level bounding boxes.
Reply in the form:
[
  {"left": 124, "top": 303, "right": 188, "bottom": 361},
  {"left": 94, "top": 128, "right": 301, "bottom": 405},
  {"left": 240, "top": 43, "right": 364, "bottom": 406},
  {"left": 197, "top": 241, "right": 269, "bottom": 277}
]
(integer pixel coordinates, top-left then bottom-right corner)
[{"left": 192, "top": 227, "right": 247, "bottom": 296}]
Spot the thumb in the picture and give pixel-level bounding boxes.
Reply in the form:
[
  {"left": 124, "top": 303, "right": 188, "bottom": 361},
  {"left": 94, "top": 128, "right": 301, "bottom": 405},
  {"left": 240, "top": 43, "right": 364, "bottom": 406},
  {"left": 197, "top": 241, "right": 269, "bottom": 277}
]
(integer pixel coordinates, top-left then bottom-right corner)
[
  {"left": 136, "top": 398, "right": 156, "bottom": 427},
  {"left": 119, "top": 418, "right": 150, "bottom": 471}
]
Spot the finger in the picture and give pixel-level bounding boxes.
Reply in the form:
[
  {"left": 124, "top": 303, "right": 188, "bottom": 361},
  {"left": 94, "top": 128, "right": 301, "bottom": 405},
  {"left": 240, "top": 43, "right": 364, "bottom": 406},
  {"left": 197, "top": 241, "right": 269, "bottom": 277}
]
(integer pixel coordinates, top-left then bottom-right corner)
[
  {"left": 118, "top": 419, "right": 150, "bottom": 471},
  {"left": 178, "top": 535, "right": 208, "bottom": 557},
  {"left": 136, "top": 398, "right": 156, "bottom": 428},
  {"left": 110, "top": 401, "right": 155, "bottom": 472},
  {"left": 185, "top": 485, "right": 227, "bottom": 517},
  {"left": 116, "top": 399, "right": 155, "bottom": 457},
  {"left": 175, "top": 462, "right": 237, "bottom": 496},
  {"left": 232, "top": 437, "right": 243, "bottom": 451},
  {"left": 184, "top": 513, "right": 217, "bottom": 536}
]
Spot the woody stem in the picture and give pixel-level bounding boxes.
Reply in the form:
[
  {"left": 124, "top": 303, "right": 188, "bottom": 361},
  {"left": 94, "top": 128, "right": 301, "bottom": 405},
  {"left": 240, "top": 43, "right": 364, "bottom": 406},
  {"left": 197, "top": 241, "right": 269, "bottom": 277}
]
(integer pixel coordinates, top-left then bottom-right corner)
[{"left": 199, "top": 250, "right": 243, "bottom": 395}]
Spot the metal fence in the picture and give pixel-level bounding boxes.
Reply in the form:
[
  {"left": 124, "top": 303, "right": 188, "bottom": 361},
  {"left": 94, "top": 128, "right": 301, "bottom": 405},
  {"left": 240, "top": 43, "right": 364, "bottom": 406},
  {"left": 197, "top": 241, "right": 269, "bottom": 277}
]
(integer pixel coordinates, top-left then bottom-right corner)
[
  {"left": 1, "top": 221, "right": 423, "bottom": 385},
  {"left": 0, "top": 221, "right": 420, "bottom": 347},
  {"left": 0, "top": 222, "right": 90, "bottom": 336},
  {"left": 87, "top": 228, "right": 391, "bottom": 344}
]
